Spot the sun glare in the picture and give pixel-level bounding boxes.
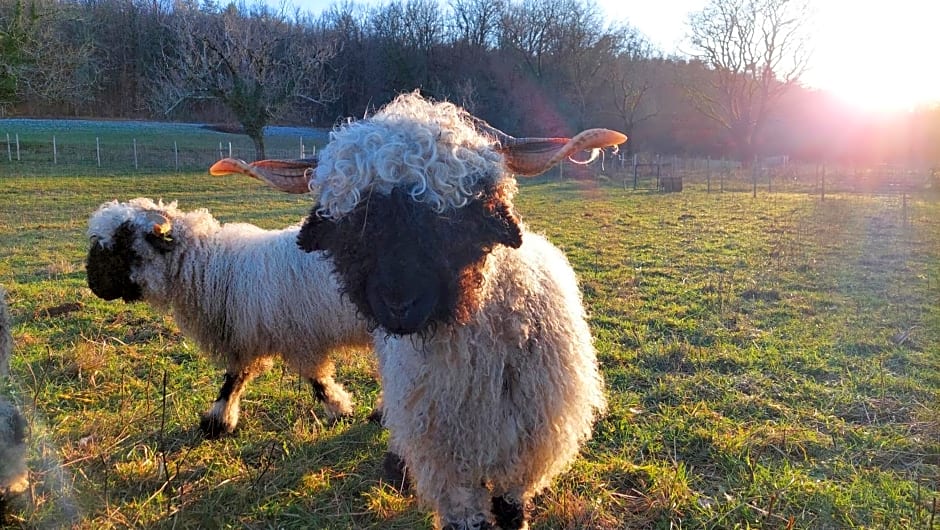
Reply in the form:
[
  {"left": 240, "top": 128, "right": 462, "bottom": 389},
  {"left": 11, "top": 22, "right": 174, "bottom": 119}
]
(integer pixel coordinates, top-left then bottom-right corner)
[{"left": 806, "top": 1, "right": 940, "bottom": 113}]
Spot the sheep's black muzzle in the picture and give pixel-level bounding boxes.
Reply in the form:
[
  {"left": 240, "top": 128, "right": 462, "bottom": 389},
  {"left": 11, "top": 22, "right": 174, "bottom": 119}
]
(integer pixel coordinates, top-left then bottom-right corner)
[
  {"left": 86, "top": 238, "right": 142, "bottom": 302},
  {"left": 366, "top": 269, "right": 440, "bottom": 335}
]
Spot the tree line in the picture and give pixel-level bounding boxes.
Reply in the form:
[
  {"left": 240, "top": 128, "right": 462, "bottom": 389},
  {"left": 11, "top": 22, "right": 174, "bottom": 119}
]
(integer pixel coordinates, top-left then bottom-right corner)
[{"left": 1, "top": 0, "right": 937, "bottom": 165}]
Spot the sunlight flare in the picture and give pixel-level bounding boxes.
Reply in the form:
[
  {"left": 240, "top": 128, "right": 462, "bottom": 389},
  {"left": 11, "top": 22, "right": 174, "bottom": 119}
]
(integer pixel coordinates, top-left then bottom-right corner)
[{"left": 805, "top": 1, "right": 940, "bottom": 112}]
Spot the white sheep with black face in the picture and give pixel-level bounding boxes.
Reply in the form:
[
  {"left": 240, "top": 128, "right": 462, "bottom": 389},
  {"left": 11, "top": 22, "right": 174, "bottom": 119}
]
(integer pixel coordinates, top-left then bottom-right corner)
[
  {"left": 86, "top": 198, "right": 373, "bottom": 438},
  {"left": 211, "top": 93, "right": 626, "bottom": 530},
  {"left": 0, "top": 287, "right": 28, "bottom": 518}
]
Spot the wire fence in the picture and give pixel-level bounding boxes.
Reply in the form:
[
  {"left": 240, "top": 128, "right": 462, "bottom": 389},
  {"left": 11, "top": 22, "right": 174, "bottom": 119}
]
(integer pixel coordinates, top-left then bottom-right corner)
[
  {"left": 544, "top": 152, "right": 938, "bottom": 197},
  {"left": 2, "top": 125, "right": 936, "bottom": 198},
  {"left": 0, "top": 120, "right": 324, "bottom": 177}
]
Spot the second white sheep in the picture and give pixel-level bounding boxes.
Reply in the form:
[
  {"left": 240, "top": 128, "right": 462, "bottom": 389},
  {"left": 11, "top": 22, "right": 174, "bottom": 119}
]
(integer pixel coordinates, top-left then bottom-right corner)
[{"left": 86, "top": 198, "right": 373, "bottom": 437}]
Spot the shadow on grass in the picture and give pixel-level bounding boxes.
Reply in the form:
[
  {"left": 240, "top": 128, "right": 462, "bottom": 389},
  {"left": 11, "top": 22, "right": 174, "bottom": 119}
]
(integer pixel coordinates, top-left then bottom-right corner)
[{"left": 100, "top": 421, "right": 427, "bottom": 529}]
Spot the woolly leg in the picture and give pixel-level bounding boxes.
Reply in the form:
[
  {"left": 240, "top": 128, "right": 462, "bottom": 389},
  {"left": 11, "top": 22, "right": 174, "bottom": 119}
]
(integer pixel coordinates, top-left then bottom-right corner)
[
  {"left": 200, "top": 358, "right": 270, "bottom": 438},
  {"left": 308, "top": 376, "right": 354, "bottom": 420},
  {"left": 304, "top": 357, "right": 355, "bottom": 420},
  {"left": 433, "top": 485, "right": 494, "bottom": 530}
]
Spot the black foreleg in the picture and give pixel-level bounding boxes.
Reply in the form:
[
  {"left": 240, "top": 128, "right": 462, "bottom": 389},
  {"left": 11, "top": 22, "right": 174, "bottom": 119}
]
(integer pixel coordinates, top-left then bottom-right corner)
[{"left": 200, "top": 370, "right": 250, "bottom": 438}]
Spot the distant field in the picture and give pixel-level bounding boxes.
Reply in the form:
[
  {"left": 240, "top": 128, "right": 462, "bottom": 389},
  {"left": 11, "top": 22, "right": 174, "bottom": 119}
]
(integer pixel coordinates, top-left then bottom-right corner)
[
  {"left": 0, "top": 174, "right": 937, "bottom": 529},
  {"left": 0, "top": 119, "right": 328, "bottom": 176}
]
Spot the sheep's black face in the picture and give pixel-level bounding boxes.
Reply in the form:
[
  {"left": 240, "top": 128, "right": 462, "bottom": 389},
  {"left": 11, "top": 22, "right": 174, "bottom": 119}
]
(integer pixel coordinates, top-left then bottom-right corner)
[
  {"left": 86, "top": 223, "right": 143, "bottom": 302},
  {"left": 298, "top": 182, "right": 522, "bottom": 335}
]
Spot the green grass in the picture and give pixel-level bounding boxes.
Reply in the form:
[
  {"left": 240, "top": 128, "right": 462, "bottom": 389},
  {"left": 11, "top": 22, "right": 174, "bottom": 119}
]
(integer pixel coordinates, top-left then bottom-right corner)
[{"left": 0, "top": 173, "right": 937, "bottom": 529}]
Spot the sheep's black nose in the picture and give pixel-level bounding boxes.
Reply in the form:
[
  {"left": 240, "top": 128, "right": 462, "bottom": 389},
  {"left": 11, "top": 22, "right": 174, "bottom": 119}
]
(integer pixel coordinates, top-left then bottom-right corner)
[
  {"left": 383, "top": 294, "right": 417, "bottom": 319},
  {"left": 366, "top": 273, "right": 436, "bottom": 335}
]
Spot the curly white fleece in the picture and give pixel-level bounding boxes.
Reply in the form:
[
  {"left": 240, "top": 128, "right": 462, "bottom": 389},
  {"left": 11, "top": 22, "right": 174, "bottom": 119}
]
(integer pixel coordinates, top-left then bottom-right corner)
[
  {"left": 0, "top": 288, "right": 28, "bottom": 500},
  {"left": 311, "top": 92, "right": 507, "bottom": 219}
]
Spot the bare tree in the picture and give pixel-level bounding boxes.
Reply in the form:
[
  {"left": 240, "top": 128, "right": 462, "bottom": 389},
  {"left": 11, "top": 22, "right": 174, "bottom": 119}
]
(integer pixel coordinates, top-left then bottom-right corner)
[
  {"left": 499, "top": 0, "right": 572, "bottom": 79},
  {"left": 685, "top": 0, "right": 811, "bottom": 161},
  {"left": 152, "top": 2, "right": 336, "bottom": 159},
  {"left": 315, "top": 2, "right": 368, "bottom": 119},
  {"left": 605, "top": 24, "right": 659, "bottom": 156},
  {"left": 448, "top": 0, "right": 504, "bottom": 50},
  {"left": 402, "top": 0, "right": 445, "bottom": 87},
  {"left": 0, "top": 0, "right": 98, "bottom": 115},
  {"left": 546, "top": 0, "right": 615, "bottom": 130}
]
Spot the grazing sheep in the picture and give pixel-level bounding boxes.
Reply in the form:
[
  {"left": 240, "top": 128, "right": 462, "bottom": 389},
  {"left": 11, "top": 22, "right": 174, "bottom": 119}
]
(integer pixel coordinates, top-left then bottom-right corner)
[
  {"left": 86, "top": 198, "right": 373, "bottom": 438},
  {"left": 210, "top": 93, "right": 625, "bottom": 529},
  {"left": 0, "top": 287, "right": 29, "bottom": 517}
]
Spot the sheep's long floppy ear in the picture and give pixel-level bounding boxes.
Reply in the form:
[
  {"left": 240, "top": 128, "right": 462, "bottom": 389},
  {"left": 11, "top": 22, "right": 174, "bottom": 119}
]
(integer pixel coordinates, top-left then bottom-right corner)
[
  {"left": 479, "top": 123, "right": 628, "bottom": 177},
  {"left": 484, "top": 199, "right": 523, "bottom": 249},
  {"left": 297, "top": 207, "right": 335, "bottom": 253},
  {"left": 209, "top": 157, "right": 317, "bottom": 194},
  {"left": 472, "top": 183, "right": 522, "bottom": 249}
]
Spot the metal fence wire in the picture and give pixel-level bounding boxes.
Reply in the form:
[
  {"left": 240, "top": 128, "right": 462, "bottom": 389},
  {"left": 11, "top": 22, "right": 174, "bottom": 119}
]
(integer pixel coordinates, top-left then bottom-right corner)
[{"left": 1, "top": 124, "right": 934, "bottom": 197}]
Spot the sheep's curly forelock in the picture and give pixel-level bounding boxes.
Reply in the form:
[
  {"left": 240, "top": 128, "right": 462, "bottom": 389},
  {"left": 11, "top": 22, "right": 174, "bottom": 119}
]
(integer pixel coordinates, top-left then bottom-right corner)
[
  {"left": 87, "top": 198, "right": 218, "bottom": 248},
  {"left": 86, "top": 197, "right": 174, "bottom": 247},
  {"left": 312, "top": 92, "right": 508, "bottom": 219}
]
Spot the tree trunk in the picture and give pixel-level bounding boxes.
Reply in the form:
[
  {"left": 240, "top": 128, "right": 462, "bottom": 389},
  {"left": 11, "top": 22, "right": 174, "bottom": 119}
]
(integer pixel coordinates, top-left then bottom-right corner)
[{"left": 248, "top": 130, "right": 266, "bottom": 161}]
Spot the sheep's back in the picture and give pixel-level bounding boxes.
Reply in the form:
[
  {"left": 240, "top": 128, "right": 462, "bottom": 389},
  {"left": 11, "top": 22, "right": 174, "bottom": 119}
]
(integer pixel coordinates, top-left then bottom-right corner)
[{"left": 170, "top": 223, "right": 368, "bottom": 366}]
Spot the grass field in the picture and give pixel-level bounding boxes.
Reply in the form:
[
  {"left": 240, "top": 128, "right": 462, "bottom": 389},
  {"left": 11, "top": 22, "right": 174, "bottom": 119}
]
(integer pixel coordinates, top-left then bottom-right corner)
[{"left": 0, "top": 172, "right": 937, "bottom": 529}]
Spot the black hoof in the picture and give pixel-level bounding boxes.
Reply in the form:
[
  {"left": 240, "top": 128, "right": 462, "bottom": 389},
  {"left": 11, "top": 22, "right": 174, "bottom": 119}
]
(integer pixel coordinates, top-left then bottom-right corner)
[
  {"left": 199, "top": 414, "right": 234, "bottom": 439},
  {"left": 382, "top": 451, "right": 411, "bottom": 491},
  {"left": 327, "top": 412, "right": 354, "bottom": 425},
  {"left": 367, "top": 407, "right": 384, "bottom": 424},
  {"left": 492, "top": 496, "right": 526, "bottom": 529}
]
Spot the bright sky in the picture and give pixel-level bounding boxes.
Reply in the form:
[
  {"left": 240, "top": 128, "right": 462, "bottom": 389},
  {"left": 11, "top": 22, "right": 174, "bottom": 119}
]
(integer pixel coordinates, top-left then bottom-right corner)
[{"left": 279, "top": 0, "right": 940, "bottom": 112}]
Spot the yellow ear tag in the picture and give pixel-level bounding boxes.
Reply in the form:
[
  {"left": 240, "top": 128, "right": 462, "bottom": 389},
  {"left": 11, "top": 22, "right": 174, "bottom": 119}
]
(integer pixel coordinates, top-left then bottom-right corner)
[{"left": 153, "top": 222, "right": 173, "bottom": 242}]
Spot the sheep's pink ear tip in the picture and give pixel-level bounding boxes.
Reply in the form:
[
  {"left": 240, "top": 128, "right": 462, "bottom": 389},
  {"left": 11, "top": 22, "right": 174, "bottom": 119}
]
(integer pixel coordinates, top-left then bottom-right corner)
[{"left": 209, "top": 158, "right": 245, "bottom": 176}]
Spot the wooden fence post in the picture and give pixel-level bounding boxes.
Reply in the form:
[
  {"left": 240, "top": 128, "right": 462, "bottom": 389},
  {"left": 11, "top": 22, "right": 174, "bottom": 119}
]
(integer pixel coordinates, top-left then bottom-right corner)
[
  {"left": 720, "top": 158, "right": 725, "bottom": 192},
  {"left": 706, "top": 156, "right": 711, "bottom": 193},
  {"left": 821, "top": 164, "right": 826, "bottom": 201},
  {"left": 752, "top": 155, "right": 758, "bottom": 198},
  {"left": 633, "top": 154, "right": 638, "bottom": 190}
]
